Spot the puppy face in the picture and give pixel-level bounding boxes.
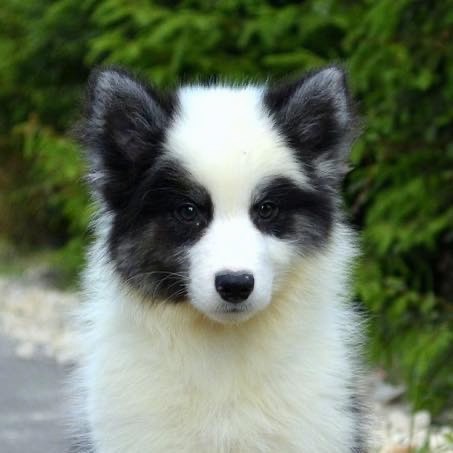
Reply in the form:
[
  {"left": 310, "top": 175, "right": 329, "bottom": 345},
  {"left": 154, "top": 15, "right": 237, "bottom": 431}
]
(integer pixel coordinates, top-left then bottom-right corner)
[{"left": 79, "top": 67, "right": 356, "bottom": 323}]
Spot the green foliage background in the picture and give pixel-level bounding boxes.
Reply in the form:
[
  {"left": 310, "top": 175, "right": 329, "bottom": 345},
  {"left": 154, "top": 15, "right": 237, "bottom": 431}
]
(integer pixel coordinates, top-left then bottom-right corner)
[{"left": 1, "top": 0, "right": 452, "bottom": 414}]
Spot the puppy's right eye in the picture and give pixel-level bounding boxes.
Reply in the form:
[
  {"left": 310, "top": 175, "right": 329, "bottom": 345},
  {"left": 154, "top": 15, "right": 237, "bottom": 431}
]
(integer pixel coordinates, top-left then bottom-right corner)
[
  {"left": 257, "top": 201, "right": 279, "bottom": 221},
  {"left": 175, "top": 203, "right": 199, "bottom": 223}
]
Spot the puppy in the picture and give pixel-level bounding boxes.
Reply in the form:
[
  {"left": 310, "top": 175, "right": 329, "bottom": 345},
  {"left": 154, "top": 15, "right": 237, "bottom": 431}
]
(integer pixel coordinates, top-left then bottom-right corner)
[{"left": 72, "top": 65, "right": 366, "bottom": 452}]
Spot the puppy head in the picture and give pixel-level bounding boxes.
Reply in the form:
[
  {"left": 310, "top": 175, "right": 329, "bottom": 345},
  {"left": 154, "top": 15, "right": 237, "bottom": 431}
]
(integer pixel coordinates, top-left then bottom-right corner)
[{"left": 79, "top": 66, "right": 357, "bottom": 323}]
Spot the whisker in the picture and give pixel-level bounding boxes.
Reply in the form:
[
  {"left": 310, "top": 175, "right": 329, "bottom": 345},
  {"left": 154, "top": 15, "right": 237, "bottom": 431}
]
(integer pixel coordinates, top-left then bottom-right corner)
[{"left": 124, "top": 270, "right": 189, "bottom": 286}]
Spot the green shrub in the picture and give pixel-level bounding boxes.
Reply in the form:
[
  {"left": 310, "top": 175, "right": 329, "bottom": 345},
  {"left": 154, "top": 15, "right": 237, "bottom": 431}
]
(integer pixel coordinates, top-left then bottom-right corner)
[
  {"left": 346, "top": 0, "right": 453, "bottom": 412},
  {"left": 0, "top": 0, "right": 451, "bottom": 413}
]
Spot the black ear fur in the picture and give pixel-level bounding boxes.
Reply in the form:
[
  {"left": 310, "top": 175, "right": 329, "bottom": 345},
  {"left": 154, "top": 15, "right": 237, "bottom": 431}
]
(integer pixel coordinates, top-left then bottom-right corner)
[
  {"left": 264, "top": 66, "right": 358, "bottom": 184},
  {"left": 77, "top": 67, "right": 177, "bottom": 210}
]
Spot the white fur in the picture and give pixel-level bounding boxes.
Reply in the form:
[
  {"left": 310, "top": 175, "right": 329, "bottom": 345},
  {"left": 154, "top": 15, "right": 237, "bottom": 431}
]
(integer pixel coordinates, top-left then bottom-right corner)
[
  {"left": 73, "top": 85, "right": 363, "bottom": 452},
  {"left": 167, "top": 87, "right": 309, "bottom": 323},
  {"left": 75, "top": 226, "right": 360, "bottom": 453}
]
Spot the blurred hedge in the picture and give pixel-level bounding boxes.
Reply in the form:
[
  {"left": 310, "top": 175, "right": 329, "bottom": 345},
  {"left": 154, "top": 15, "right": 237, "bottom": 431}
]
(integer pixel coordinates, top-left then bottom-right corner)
[{"left": 0, "top": 0, "right": 452, "bottom": 413}]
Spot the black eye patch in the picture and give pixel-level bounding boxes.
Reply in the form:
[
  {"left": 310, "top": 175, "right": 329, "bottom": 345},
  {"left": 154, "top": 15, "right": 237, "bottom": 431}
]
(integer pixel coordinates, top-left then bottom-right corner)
[
  {"left": 250, "top": 177, "right": 335, "bottom": 251},
  {"left": 114, "top": 161, "right": 213, "bottom": 235},
  {"left": 107, "top": 159, "right": 213, "bottom": 302}
]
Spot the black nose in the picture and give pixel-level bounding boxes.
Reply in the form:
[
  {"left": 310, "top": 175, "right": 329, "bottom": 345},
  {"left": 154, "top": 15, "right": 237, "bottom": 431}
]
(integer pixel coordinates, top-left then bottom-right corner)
[{"left": 215, "top": 272, "right": 255, "bottom": 303}]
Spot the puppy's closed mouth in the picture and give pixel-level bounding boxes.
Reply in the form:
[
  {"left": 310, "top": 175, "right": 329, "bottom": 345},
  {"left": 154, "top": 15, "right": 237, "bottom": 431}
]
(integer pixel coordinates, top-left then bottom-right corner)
[{"left": 218, "top": 303, "right": 249, "bottom": 314}]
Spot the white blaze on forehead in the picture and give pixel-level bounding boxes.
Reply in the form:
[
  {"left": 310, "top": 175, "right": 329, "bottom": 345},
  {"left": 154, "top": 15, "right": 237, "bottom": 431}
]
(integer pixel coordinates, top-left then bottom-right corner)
[{"left": 165, "top": 85, "right": 309, "bottom": 212}]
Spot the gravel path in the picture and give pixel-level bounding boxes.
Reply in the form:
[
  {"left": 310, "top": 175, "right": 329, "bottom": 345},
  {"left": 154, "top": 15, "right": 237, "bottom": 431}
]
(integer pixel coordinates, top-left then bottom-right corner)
[{"left": 0, "top": 272, "right": 452, "bottom": 452}]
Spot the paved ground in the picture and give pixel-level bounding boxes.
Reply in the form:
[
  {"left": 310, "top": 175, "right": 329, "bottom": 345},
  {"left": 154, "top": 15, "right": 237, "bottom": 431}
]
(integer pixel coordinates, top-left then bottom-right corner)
[{"left": 0, "top": 335, "right": 70, "bottom": 453}]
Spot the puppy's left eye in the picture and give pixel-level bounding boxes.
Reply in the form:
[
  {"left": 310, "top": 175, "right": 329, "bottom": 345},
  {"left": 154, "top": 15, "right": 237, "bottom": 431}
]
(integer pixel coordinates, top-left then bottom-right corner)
[
  {"left": 175, "top": 203, "right": 199, "bottom": 223},
  {"left": 257, "top": 201, "right": 279, "bottom": 220}
]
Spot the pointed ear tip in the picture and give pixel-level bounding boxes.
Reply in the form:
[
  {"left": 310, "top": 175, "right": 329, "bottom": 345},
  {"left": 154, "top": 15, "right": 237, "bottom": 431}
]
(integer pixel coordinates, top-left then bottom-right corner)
[
  {"left": 86, "top": 66, "right": 138, "bottom": 106},
  {"left": 88, "top": 66, "right": 115, "bottom": 87},
  {"left": 306, "top": 66, "right": 351, "bottom": 97},
  {"left": 319, "top": 65, "right": 347, "bottom": 83},
  {"left": 88, "top": 65, "right": 133, "bottom": 90}
]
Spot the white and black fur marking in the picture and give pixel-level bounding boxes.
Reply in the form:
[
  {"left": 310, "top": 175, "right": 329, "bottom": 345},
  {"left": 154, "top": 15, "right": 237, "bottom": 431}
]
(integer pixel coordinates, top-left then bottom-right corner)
[{"left": 71, "top": 65, "right": 367, "bottom": 452}]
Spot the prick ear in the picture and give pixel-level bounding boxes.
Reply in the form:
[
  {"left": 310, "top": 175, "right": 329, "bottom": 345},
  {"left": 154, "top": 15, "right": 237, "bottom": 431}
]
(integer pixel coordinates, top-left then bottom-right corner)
[
  {"left": 265, "top": 66, "right": 358, "bottom": 184},
  {"left": 77, "top": 67, "right": 176, "bottom": 209}
]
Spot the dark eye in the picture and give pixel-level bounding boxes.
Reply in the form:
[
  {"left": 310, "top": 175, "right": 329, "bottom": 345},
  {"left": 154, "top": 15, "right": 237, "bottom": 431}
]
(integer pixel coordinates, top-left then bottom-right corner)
[
  {"left": 257, "top": 201, "right": 279, "bottom": 220},
  {"left": 175, "top": 203, "right": 199, "bottom": 223}
]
